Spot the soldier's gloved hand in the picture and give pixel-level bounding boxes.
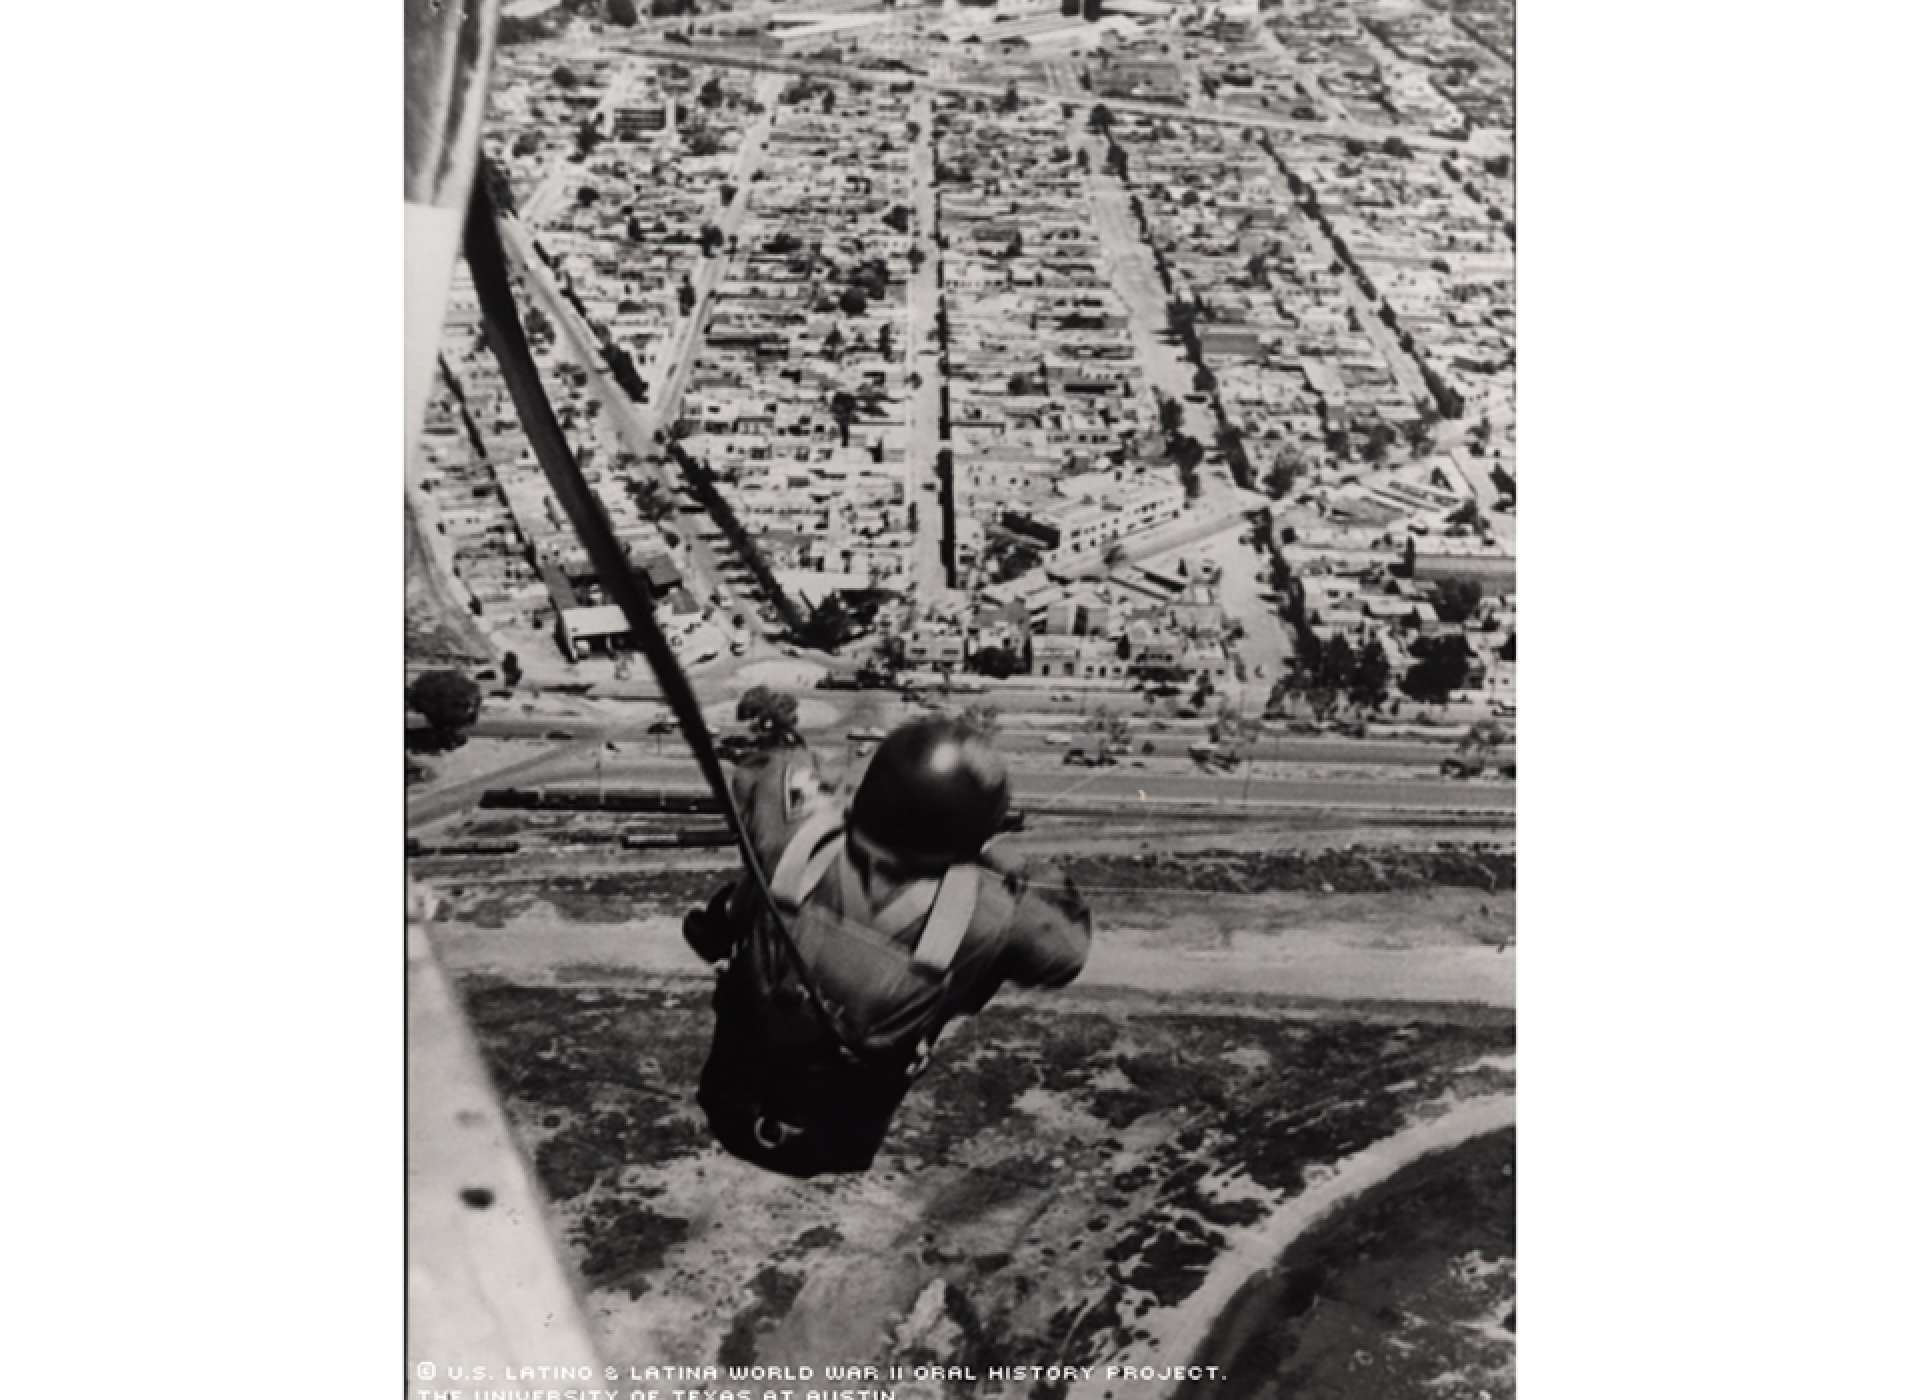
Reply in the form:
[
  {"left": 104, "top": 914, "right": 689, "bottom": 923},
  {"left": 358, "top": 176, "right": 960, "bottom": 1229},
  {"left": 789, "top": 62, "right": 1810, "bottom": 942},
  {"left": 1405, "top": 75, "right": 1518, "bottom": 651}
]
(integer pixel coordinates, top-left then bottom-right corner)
[{"left": 683, "top": 884, "right": 739, "bottom": 964}]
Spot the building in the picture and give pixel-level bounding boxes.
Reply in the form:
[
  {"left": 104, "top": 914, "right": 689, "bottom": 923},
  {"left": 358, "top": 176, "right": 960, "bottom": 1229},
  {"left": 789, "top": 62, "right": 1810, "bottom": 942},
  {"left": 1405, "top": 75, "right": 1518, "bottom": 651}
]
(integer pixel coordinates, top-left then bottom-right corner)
[
  {"left": 1002, "top": 477, "right": 1184, "bottom": 560},
  {"left": 611, "top": 101, "right": 672, "bottom": 142}
]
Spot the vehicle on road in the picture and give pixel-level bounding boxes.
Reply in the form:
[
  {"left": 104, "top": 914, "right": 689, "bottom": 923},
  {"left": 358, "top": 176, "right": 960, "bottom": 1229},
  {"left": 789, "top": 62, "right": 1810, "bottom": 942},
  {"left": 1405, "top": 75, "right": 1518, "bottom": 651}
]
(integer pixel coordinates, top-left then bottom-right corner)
[
  {"left": 544, "top": 728, "right": 575, "bottom": 740},
  {"left": 1042, "top": 733, "right": 1072, "bottom": 746}
]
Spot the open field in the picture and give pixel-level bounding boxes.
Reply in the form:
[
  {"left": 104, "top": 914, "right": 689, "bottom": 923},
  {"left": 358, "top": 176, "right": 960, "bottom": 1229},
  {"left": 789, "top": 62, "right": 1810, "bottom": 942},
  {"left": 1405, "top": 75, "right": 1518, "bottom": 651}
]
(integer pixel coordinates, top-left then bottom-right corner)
[
  {"left": 418, "top": 817, "right": 1515, "bottom": 1395},
  {"left": 458, "top": 978, "right": 1513, "bottom": 1397}
]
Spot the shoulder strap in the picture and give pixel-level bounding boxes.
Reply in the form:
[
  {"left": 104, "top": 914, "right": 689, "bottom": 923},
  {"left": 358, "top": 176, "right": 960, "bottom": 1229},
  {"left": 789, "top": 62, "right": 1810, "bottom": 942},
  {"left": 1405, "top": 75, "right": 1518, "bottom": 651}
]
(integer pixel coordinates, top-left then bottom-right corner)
[
  {"left": 911, "top": 864, "right": 979, "bottom": 973},
  {"left": 870, "top": 878, "right": 940, "bottom": 939},
  {"left": 769, "top": 805, "right": 845, "bottom": 909}
]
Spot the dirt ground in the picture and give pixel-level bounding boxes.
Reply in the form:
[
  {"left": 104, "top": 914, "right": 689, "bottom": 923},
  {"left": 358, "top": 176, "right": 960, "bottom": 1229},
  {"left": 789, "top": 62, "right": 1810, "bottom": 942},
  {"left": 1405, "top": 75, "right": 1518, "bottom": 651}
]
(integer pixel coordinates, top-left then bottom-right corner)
[
  {"left": 456, "top": 979, "right": 1514, "bottom": 1397},
  {"left": 421, "top": 827, "right": 1516, "bottom": 1396}
]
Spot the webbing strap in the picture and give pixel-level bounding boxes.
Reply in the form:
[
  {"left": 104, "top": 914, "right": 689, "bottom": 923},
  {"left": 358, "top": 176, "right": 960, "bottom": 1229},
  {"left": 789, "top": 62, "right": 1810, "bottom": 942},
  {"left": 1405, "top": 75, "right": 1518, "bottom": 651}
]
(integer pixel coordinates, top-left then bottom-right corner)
[
  {"left": 912, "top": 865, "right": 978, "bottom": 974},
  {"left": 792, "top": 836, "right": 845, "bottom": 908},
  {"left": 769, "top": 807, "right": 843, "bottom": 907},
  {"left": 461, "top": 174, "right": 863, "bottom": 1060},
  {"left": 870, "top": 878, "right": 939, "bottom": 939}
]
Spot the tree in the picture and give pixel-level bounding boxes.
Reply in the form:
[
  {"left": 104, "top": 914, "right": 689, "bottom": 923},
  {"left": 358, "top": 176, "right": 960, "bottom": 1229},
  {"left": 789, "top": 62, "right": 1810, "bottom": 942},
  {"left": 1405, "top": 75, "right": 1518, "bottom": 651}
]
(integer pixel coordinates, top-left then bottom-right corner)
[
  {"left": 524, "top": 305, "right": 555, "bottom": 347},
  {"left": 1431, "top": 576, "right": 1484, "bottom": 624},
  {"left": 501, "top": 652, "right": 523, "bottom": 689},
  {"left": 677, "top": 277, "right": 696, "bottom": 316},
  {"left": 628, "top": 476, "right": 676, "bottom": 523},
  {"left": 698, "top": 222, "right": 724, "bottom": 256},
  {"left": 839, "top": 287, "right": 869, "bottom": 317},
  {"left": 968, "top": 644, "right": 1023, "bottom": 679},
  {"left": 799, "top": 592, "right": 859, "bottom": 651},
  {"left": 1362, "top": 420, "right": 1397, "bottom": 463},
  {"left": 1075, "top": 147, "right": 1091, "bottom": 173},
  {"left": 883, "top": 204, "right": 911, "bottom": 234},
  {"left": 407, "top": 671, "right": 483, "bottom": 748},
  {"left": 829, "top": 391, "right": 857, "bottom": 447},
  {"left": 1158, "top": 397, "right": 1185, "bottom": 435},
  {"left": 736, "top": 686, "right": 800, "bottom": 746},
  {"left": 1088, "top": 104, "right": 1114, "bottom": 134},
  {"left": 1349, "top": 637, "right": 1391, "bottom": 712},
  {"left": 1401, "top": 634, "right": 1474, "bottom": 705},
  {"left": 607, "top": 0, "right": 638, "bottom": 23},
  {"left": 1321, "top": 634, "right": 1358, "bottom": 694},
  {"left": 552, "top": 65, "right": 579, "bottom": 90},
  {"left": 983, "top": 533, "right": 1043, "bottom": 583},
  {"left": 698, "top": 76, "right": 725, "bottom": 109},
  {"left": 996, "top": 82, "right": 1021, "bottom": 114},
  {"left": 1383, "top": 136, "right": 1413, "bottom": 159},
  {"left": 1263, "top": 444, "right": 1307, "bottom": 500}
]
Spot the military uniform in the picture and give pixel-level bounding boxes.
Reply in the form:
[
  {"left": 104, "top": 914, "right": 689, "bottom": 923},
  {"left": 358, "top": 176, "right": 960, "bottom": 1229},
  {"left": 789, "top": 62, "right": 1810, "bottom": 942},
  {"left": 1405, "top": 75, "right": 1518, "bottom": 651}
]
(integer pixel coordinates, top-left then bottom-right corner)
[{"left": 692, "top": 745, "right": 1092, "bottom": 1177}]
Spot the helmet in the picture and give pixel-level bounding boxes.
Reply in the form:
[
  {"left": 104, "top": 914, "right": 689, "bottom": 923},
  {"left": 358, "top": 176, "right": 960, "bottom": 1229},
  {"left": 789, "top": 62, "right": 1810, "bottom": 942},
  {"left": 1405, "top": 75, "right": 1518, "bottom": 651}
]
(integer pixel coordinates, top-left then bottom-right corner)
[{"left": 850, "top": 716, "right": 1010, "bottom": 868}]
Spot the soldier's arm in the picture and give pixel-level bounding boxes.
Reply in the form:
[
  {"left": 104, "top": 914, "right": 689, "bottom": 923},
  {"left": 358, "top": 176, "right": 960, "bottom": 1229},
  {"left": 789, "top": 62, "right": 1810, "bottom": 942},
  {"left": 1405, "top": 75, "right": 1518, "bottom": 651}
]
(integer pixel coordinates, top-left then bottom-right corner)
[{"left": 979, "top": 848, "right": 1093, "bottom": 989}]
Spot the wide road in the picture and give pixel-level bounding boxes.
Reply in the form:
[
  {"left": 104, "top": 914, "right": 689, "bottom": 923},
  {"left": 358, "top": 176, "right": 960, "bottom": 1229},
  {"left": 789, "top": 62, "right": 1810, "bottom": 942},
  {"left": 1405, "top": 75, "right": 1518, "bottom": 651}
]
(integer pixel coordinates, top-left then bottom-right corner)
[
  {"left": 470, "top": 711, "right": 1506, "bottom": 768},
  {"left": 627, "top": 43, "right": 1509, "bottom": 158},
  {"left": 902, "top": 87, "right": 950, "bottom": 599},
  {"left": 495, "top": 143, "right": 778, "bottom": 648},
  {"left": 444, "top": 749, "right": 1514, "bottom": 814}
]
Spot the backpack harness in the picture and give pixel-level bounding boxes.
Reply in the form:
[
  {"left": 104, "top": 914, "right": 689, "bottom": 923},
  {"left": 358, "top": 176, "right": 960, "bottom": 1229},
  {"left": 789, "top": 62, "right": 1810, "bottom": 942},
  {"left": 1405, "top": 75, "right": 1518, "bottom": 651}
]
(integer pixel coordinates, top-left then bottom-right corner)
[{"left": 734, "top": 803, "right": 982, "bottom": 1154}]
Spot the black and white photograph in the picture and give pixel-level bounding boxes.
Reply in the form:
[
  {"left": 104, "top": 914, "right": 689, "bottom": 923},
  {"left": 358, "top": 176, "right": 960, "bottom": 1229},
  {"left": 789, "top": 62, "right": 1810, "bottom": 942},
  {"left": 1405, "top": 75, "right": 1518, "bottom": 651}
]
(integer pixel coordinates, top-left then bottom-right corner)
[
  {"left": 405, "top": 0, "right": 1516, "bottom": 1394},
  {"left": 18, "top": 0, "right": 1920, "bottom": 1393}
]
